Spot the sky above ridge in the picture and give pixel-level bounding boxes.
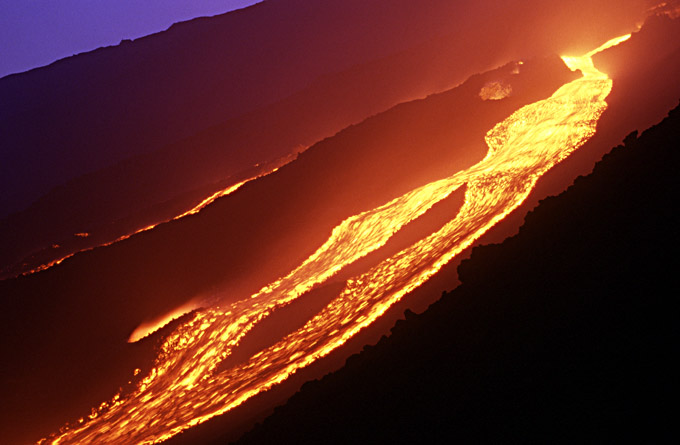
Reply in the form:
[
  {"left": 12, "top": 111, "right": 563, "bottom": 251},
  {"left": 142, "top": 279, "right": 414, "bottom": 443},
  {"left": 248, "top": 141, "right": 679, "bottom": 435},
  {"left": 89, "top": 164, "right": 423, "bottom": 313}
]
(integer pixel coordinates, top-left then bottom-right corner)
[{"left": 0, "top": 0, "right": 261, "bottom": 78}]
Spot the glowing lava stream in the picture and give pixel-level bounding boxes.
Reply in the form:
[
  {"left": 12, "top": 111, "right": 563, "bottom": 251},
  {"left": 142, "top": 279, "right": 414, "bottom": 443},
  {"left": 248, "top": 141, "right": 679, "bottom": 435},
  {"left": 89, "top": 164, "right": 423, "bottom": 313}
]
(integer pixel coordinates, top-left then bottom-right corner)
[
  {"left": 43, "top": 35, "right": 630, "bottom": 445},
  {"left": 21, "top": 164, "right": 285, "bottom": 278}
]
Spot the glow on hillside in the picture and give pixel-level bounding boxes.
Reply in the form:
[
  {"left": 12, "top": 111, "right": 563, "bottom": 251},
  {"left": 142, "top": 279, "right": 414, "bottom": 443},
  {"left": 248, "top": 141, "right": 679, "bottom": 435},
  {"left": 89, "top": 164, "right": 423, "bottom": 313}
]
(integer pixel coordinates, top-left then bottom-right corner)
[
  {"left": 20, "top": 167, "right": 283, "bottom": 279},
  {"left": 128, "top": 300, "right": 202, "bottom": 344},
  {"left": 40, "top": 35, "right": 629, "bottom": 444}
]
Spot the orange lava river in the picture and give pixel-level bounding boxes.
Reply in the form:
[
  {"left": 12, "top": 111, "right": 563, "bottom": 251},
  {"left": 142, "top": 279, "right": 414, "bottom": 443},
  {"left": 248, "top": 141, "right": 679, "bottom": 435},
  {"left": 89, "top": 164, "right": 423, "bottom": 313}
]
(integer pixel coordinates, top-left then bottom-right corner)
[{"left": 41, "top": 35, "right": 630, "bottom": 444}]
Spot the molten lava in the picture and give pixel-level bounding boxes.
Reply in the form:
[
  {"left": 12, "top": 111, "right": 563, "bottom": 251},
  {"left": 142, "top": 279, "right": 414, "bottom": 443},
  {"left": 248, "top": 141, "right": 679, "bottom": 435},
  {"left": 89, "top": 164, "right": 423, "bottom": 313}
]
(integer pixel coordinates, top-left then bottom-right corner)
[
  {"left": 21, "top": 168, "right": 282, "bottom": 279},
  {"left": 128, "top": 301, "right": 202, "bottom": 344},
  {"left": 41, "top": 35, "right": 630, "bottom": 444}
]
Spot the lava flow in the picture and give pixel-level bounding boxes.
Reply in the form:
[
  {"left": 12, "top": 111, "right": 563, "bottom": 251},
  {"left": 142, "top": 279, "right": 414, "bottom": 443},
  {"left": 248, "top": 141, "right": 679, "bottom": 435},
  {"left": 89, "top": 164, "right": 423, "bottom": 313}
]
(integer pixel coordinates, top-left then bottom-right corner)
[
  {"left": 42, "top": 35, "right": 630, "bottom": 444},
  {"left": 17, "top": 162, "right": 286, "bottom": 280}
]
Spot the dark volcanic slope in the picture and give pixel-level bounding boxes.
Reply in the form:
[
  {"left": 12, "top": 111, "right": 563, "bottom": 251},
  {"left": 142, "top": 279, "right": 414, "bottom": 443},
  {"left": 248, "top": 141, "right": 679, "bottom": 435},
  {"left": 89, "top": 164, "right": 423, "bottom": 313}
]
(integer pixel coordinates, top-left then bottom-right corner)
[
  {"left": 0, "top": 0, "right": 646, "bottom": 275},
  {"left": 0, "top": 56, "right": 576, "bottom": 445},
  {"left": 0, "top": 0, "right": 643, "bottom": 215},
  {"left": 231, "top": 103, "right": 680, "bottom": 444},
  {"left": 0, "top": 0, "right": 455, "bottom": 214}
]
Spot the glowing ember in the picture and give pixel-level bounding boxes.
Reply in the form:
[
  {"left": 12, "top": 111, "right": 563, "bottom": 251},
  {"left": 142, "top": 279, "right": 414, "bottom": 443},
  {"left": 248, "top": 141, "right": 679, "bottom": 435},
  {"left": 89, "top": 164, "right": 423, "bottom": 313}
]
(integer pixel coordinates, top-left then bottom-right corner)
[
  {"left": 173, "top": 180, "right": 251, "bottom": 220},
  {"left": 41, "top": 35, "right": 630, "bottom": 444},
  {"left": 128, "top": 301, "right": 202, "bottom": 343},
  {"left": 479, "top": 80, "right": 512, "bottom": 100}
]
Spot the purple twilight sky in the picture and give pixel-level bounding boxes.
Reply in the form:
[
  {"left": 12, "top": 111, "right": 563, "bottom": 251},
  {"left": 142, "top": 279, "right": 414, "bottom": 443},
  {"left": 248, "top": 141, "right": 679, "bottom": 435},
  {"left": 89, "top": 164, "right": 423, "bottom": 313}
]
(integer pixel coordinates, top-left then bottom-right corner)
[{"left": 0, "top": 0, "right": 261, "bottom": 78}]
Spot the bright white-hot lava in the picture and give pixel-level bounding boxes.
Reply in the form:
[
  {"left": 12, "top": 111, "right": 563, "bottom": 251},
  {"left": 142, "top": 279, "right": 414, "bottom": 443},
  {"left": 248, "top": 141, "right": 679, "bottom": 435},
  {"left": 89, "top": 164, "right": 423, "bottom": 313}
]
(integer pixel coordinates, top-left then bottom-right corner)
[
  {"left": 41, "top": 35, "right": 630, "bottom": 444},
  {"left": 128, "top": 301, "right": 202, "bottom": 344}
]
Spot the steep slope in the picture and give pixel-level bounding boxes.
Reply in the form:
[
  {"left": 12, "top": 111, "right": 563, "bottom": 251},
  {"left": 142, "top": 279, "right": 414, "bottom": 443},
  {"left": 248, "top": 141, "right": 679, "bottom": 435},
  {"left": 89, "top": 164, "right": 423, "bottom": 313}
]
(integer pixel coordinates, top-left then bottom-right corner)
[
  {"left": 0, "top": 56, "right": 575, "bottom": 445},
  {"left": 232, "top": 100, "right": 679, "bottom": 445},
  {"left": 0, "top": 0, "right": 647, "bottom": 277},
  {"left": 0, "top": 0, "right": 452, "bottom": 214}
]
